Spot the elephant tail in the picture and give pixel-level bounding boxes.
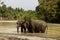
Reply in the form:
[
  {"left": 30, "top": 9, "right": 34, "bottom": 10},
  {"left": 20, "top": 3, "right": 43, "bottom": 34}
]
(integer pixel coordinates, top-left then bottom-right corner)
[{"left": 45, "top": 24, "right": 48, "bottom": 35}]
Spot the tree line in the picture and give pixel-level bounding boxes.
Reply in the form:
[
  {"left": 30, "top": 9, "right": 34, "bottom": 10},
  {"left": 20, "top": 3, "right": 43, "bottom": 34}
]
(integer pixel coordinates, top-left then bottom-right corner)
[
  {"left": 0, "top": 2, "right": 37, "bottom": 20},
  {"left": 0, "top": 0, "right": 60, "bottom": 23}
]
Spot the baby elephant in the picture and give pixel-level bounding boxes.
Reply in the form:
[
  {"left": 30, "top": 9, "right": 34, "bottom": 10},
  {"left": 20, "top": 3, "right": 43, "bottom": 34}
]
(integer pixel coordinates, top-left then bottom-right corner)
[{"left": 17, "top": 20, "right": 28, "bottom": 33}]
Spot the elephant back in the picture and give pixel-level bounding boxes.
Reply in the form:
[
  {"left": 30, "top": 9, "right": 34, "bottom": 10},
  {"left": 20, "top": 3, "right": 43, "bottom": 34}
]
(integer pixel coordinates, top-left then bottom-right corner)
[
  {"left": 31, "top": 20, "right": 46, "bottom": 26},
  {"left": 26, "top": 19, "right": 47, "bottom": 33},
  {"left": 31, "top": 20, "right": 47, "bottom": 31}
]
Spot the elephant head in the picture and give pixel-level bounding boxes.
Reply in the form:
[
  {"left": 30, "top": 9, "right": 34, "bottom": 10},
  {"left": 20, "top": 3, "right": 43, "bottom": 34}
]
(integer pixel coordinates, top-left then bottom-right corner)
[
  {"left": 16, "top": 17, "right": 30, "bottom": 33},
  {"left": 17, "top": 20, "right": 22, "bottom": 33}
]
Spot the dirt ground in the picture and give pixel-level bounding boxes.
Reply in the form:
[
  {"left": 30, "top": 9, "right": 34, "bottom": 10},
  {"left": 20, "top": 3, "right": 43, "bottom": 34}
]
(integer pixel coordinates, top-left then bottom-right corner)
[{"left": 0, "top": 27, "right": 59, "bottom": 40}]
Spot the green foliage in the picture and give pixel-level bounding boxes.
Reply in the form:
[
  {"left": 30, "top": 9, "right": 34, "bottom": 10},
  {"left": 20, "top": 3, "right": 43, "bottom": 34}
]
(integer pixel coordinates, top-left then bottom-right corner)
[
  {"left": 36, "top": 0, "right": 60, "bottom": 23},
  {"left": 55, "top": 0, "right": 60, "bottom": 23},
  {"left": 0, "top": 0, "right": 60, "bottom": 23},
  {"left": 0, "top": 2, "right": 37, "bottom": 20}
]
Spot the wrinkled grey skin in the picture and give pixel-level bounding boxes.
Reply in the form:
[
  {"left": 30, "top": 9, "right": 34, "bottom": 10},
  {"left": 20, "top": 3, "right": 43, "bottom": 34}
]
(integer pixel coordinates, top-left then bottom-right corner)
[
  {"left": 17, "top": 19, "right": 47, "bottom": 33},
  {"left": 17, "top": 20, "right": 28, "bottom": 33},
  {"left": 26, "top": 19, "right": 47, "bottom": 33},
  {"left": 21, "top": 20, "right": 28, "bottom": 33},
  {"left": 17, "top": 20, "right": 22, "bottom": 33}
]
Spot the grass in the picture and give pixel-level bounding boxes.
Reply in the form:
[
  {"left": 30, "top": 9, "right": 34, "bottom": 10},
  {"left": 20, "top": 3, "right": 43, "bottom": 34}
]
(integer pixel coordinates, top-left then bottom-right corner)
[{"left": 0, "top": 22, "right": 60, "bottom": 38}]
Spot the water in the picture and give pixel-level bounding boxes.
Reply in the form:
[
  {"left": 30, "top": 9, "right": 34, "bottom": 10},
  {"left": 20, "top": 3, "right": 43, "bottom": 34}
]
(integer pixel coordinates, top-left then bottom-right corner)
[{"left": 0, "top": 22, "right": 60, "bottom": 40}]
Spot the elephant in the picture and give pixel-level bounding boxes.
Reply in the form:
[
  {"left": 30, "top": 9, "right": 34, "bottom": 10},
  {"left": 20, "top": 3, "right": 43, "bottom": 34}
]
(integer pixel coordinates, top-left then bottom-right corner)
[
  {"left": 20, "top": 20, "right": 28, "bottom": 33},
  {"left": 25, "top": 19, "right": 47, "bottom": 33},
  {"left": 17, "top": 18, "right": 47, "bottom": 33},
  {"left": 16, "top": 20, "right": 22, "bottom": 33},
  {"left": 16, "top": 19, "right": 28, "bottom": 33}
]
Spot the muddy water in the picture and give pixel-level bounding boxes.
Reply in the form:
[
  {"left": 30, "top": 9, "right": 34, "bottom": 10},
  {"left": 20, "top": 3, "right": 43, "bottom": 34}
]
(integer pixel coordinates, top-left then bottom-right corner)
[
  {"left": 0, "top": 27, "right": 19, "bottom": 34},
  {"left": 0, "top": 22, "right": 60, "bottom": 40},
  {"left": 0, "top": 27, "right": 58, "bottom": 40},
  {"left": 0, "top": 32, "right": 57, "bottom": 40},
  {"left": 0, "top": 34, "right": 57, "bottom": 40}
]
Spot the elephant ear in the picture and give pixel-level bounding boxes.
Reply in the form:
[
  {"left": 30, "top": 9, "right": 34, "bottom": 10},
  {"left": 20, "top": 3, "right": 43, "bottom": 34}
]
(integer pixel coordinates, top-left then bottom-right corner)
[
  {"left": 26, "top": 21, "right": 30, "bottom": 28},
  {"left": 24, "top": 23, "right": 27, "bottom": 28}
]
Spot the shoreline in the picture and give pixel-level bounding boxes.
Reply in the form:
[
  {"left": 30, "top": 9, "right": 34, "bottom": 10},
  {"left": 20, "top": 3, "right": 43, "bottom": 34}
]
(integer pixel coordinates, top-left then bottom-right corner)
[
  {"left": 0, "top": 33, "right": 57, "bottom": 40},
  {"left": 0, "top": 20, "right": 17, "bottom": 22}
]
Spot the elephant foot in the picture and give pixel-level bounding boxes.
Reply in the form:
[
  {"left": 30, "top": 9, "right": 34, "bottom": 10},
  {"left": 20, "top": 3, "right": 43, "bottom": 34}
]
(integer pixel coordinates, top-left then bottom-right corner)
[
  {"left": 35, "top": 31, "right": 40, "bottom": 33},
  {"left": 41, "top": 30, "right": 45, "bottom": 33},
  {"left": 28, "top": 30, "right": 33, "bottom": 33},
  {"left": 17, "top": 27, "right": 19, "bottom": 33},
  {"left": 29, "top": 31, "right": 33, "bottom": 33},
  {"left": 17, "top": 30, "right": 19, "bottom": 33},
  {"left": 21, "top": 29, "right": 23, "bottom": 33},
  {"left": 24, "top": 30, "right": 26, "bottom": 33},
  {"left": 34, "top": 28, "right": 40, "bottom": 33},
  {"left": 21, "top": 31, "right": 23, "bottom": 32}
]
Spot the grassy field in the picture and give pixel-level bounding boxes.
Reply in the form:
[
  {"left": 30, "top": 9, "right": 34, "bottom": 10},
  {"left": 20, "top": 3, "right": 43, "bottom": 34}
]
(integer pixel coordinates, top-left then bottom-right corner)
[{"left": 0, "top": 22, "right": 60, "bottom": 38}]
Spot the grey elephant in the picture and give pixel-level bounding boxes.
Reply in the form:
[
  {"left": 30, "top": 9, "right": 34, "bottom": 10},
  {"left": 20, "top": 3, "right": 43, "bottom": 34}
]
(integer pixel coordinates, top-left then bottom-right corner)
[
  {"left": 16, "top": 19, "right": 22, "bottom": 33},
  {"left": 17, "top": 19, "right": 28, "bottom": 33},
  {"left": 25, "top": 19, "right": 47, "bottom": 33}
]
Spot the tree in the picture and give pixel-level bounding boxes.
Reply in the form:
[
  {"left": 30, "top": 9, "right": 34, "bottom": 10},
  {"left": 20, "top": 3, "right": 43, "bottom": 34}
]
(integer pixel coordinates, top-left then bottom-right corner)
[
  {"left": 0, "top": 1, "right": 37, "bottom": 20},
  {"left": 36, "top": 0, "right": 58, "bottom": 22},
  {"left": 55, "top": 0, "right": 60, "bottom": 23}
]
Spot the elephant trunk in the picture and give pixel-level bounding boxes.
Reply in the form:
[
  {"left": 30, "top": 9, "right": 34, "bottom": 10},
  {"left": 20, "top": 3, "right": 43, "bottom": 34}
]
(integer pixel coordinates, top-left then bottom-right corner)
[{"left": 17, "top": 26, "right": 19, "bottom": 33}]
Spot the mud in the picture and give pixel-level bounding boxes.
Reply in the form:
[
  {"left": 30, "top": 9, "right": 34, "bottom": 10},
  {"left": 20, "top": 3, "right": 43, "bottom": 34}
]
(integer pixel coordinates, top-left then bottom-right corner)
[{"left": 0, "top": 27, "right": 59, "bottom": 40}]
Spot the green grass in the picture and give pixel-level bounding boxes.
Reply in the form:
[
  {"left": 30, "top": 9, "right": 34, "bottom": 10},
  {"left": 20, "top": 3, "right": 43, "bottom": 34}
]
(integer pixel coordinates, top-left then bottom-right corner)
[{"left": 0, "top": 22, "right": 60, "bottom": 38}]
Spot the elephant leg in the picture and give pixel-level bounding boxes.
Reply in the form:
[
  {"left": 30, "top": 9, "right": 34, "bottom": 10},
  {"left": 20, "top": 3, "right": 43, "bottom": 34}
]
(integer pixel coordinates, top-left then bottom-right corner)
[
  {"left": 28, "top": 29, "right": 33, "bottom": 33},
  {"left": 30, "top": 29, "right": 33, "bottom": 33},
  {"left": 17, "top": 26, "right": 19, "bottom": 33},
  {"left": 21, "top": 27, "right": 24, "bottom": 32},
  {"left": 35, "top": 27, "right": 40, "bottom": 33},
  {"left": 41, "top": 30, "right": 44, "bottom": 33},
  {"left": 28, "top": 26, "right": 33, "bottom": 33},
  {"left": 41, "top": 29, "right": 45, "bottom": 33},
  {"left": 41, "top": 27, "right": 46, "bottom": 33},
  {"left": 34, "top": 26, "right": 37, "bottom": 33},
  {"left": 21, "top": 27, "right": 26, "bottom": 33},
  {"left": 24, "top": 27, "right": 26, "bottom": 33}
]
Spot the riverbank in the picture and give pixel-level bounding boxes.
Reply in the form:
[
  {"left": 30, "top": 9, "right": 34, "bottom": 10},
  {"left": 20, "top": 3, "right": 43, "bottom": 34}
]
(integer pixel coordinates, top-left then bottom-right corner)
[{"left": 0, "top": 33, "right": 58, "bottom": 40}]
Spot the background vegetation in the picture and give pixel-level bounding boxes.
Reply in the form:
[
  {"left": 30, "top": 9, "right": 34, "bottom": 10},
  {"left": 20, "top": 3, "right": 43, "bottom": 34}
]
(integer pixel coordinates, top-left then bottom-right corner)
[
  {"left": 0, "top": 0, "right": 60, "bottom": 23},
  {"left": 36, "top": 0, "right": 60, "bottom": 23}
]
